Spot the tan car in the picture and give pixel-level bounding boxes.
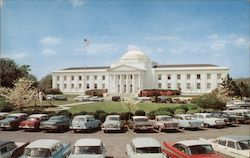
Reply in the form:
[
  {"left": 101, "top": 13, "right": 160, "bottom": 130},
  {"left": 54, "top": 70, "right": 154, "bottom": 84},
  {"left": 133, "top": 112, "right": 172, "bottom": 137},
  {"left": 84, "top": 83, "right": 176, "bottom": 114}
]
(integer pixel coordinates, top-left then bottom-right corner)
[{"left": 152, "top": 115, "right": 179, "bottom": 132}]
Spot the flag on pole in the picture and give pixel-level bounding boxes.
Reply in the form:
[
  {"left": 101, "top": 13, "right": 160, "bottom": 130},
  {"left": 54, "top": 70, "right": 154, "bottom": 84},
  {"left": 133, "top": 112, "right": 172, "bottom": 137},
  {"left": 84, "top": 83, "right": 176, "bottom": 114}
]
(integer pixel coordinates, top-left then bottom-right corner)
[{"left": 84, "top": 38, "right": 90, "bottom": 47}]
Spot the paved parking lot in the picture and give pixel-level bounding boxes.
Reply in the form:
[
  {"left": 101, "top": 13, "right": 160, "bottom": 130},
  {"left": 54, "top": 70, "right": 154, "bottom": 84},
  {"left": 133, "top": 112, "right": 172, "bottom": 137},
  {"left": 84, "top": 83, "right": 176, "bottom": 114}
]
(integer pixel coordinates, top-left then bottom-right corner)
[{"left": 0, "top": 125, "right": 249, "bottom": 158}]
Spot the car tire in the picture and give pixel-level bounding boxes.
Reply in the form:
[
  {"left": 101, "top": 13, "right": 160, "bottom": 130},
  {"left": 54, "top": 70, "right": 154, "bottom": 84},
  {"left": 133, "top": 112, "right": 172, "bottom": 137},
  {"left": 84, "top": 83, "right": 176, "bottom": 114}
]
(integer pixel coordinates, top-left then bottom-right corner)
[{"left": 204, "top": 123, "right": 209, "bottom": 128}]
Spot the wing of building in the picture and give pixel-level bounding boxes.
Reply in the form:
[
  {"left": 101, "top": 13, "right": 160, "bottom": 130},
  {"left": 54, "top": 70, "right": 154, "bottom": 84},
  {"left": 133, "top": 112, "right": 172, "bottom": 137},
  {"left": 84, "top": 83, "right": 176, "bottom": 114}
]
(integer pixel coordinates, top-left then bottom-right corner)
[{"left": 52, "top": 50, "right": 229, "bottom": 96}]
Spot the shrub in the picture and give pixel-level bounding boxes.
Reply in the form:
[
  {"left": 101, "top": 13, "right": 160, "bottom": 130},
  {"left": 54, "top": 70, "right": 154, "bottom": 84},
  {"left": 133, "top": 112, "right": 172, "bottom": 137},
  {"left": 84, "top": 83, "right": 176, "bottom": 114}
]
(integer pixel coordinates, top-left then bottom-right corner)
[
  {"left": 175, "top": 109, "right": 186, "bottom": 115},
  {"left": 94, "top": 110, "right": 106, "bottom": 118},
  {"left": 98, "top": 113, "right": 108, "bottom": 122},
  {"left": 135, "top": 110, "right": 146, "bottom": 116},
  {"left": 46, "top": 88, "right": 62, "bottom": 94},
  {"left": 58, "top": 110, "right": 73, "bottom": 118},
  {"left": 186, "top": 110, "right": 197, "bottom": 115},
  {"left": 0, "top": 97, "right": 13, "bottom": 112},
  {"left": 120, "top": 112, "right": 134, "bottom": 120},
  {"left": 195, "top": 108, "right": 206, "bottom": 113},
  {"left": 73, "top": 111, "right": 88, "bottom": 117},
  {"left": 187, "top": 104, "right": 198, "bottom": 110},
  {"left": 194, "top": 94, "right": 226, "bottom": 109},
  {"left": 85, "top": 89, "right": 107, "bottom": 97}
]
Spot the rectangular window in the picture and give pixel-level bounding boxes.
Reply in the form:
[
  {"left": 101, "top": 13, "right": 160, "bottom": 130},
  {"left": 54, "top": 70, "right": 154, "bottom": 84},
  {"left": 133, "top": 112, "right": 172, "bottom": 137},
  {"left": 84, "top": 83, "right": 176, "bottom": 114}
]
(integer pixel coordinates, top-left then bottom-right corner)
[
  {"left": 64, "top": 84, "right": 67, "bottom": 89},
  {"left": 64, "top": 76, "right": 67, "bottom": 81},
  {"left": 86, "top": 76, "right": 89, "bottom": 80},
  {"left": 79, "top": 76, "right": 82, "bottom": 81},
  {"left": 94, "top": 83, "right": 97, "bottom": 89},
  {"left": 118, "top": 75, "right": 120, "bottom": 80},
  {"left": 158, "top": 74, "right": 162, "bottom": 80},
  {"left": 71, "top": 76, "right": 74, "bottom": 81},
  {"left": 57, "top": 76, "right": 60, "bottom": 81},
  {"left": 158, "top": 83, "right": 162, "bottom": 89},
  {"left": 217, "top": 73, "right": 221, "bottom": 79},
  {"left": 130, "top": 75, "right": 133, "bottom": 79},
  {"left": 57, "top": 84, "right": 60, "bottom": 89},
  {"left": 207, "top": 74, "right": 211, "bottom": 79},
  {"left": 218, "top": 140, "right": 226, "bottom": 146},
  {"left": 102, "top": 76, "right": 105, "bottom": 80},
  {"left": 71, "top": 84, "right": 74, "bottom": 89},
  {"left": 197, "top": 83, "right": 201, "bottom": 89},
  {"left": 124, "top": 75, "right": 126, "bottom": 79},
  {"left": 86, "top": 84, "right": 89, "bottom": 89},
  {"left": 102, "top": 83, "right": 105, "bottom": 89},
  {"left": 187, "top": 83, "right": 191, "bottom": 89},
  {"left": 207, "top": 83, "right": 211, "bottom": 89},
  {"left": 167, "top": 83, "right": 171, "bottom": 89},
  {"left": 197, "top": 74, "right": 201, "bottom": 79},
  {"left": 177, "top": 83, "right": 181, "bottom": 89},
  {"left": 94, "top": 76, "right": 97, "bottom": 80},
  {"left": 187, "top": 74, "right": 190, "bottom": 80},
  {"left": 227, "top": 141, "right": 236, "bottom": 149},
  {"left": 79, "top": 84, "right": 82, "bottom": 89},
  {"left": 167, "top": 74, "right": 171, "bottom": 80},
  {"left": 177, "top": 74, "right": 181, "bottom": 80}
]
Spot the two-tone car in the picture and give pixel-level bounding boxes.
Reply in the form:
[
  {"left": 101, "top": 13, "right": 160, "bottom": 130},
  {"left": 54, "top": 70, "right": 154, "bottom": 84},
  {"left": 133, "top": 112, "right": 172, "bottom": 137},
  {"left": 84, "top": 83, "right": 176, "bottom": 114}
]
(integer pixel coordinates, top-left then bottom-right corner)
[
  {"left": 128, "top": 116, "right": 154, "bottom": 132},
  {"left": 70, "top": 115, "right": 100, "bottom": 133},
  {"left": 0, "top": 140, "right": 29, "bottom": 158},
  {"left": 126, "top": 137, "right": 165, "bottom": 158},
  {"left": 194, "top": 113, "right": 225, "bottom": 128},
  {"left": 223, "top": 109, "right": 250, "bottom": 124},
  {"left": 19, "top": 114, "right": 49, "bottom": 131},
  {"left": 41, "top": 115, "right": 71, "bottom": 133},
  {"left": 163, "top": 140, "right": 223, "bottom": 158},
  {"left": 0, "top": 113, "right": 28, "bottom": 130},
  {"left": 21, "top": 139, "right": 71, "bottom": 158},
  {"left": 101, "top": 115, "right": 124, "bottom": 133},
  {"left": 69, "top": 139, "right": 107, "bottom": 158},
  {"left": 152, "top": 115, "right": 179, "bottom": 132},
  {"left": 200, "top": 135, "right": 250, "bottom": 158},
  {"left": 211, "top": 112, "right": 237, "bottom": 126},
  {"left": 173, "top": 114, "right": 203, "bottom": 129}
]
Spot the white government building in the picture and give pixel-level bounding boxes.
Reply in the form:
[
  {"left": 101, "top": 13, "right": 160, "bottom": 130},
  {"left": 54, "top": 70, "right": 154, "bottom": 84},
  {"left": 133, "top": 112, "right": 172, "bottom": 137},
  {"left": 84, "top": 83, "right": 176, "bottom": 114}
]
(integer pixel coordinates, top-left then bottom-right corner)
[{"left": 52, "top": 50, "right": 229, "bottom": 96}]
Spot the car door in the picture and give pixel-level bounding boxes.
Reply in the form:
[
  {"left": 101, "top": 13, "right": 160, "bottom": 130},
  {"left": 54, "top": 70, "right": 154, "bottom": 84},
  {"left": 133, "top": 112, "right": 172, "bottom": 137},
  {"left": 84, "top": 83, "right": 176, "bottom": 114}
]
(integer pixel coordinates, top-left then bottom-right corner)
[
  {"left": 0, "top": 144, "right": 12, "bottom": 158},
  {"left": 214, "top": 139, "right": 227, "bottom": 154},
  {"left": 226, "top": 140, "right": 240, "bottom": 158}
]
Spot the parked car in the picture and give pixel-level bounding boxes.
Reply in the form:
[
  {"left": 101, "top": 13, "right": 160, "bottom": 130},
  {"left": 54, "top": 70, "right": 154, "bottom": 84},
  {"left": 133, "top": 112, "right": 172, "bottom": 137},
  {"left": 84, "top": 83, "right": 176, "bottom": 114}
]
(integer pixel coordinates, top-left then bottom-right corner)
[
  {"left": 41, "top": 115, "right": 70, "bottom": 133},
  {"left": 53, "top": 95, "right": 67, "bottom": 101},
  {"left": 111, "top": 96, "right": 121, "bottom": 102},
  {"left": 200, "top": 135, "right": 250, "bottom": 158},
  {"left": 46, "top": 94, "right": 55, "bottom": 100},
  {"left": 0, "top": 112, "right": 9, "bottom": 120},
  {"left": 194, "top": 113, "right": 225, "bottom": 128},
  {"left": 20, "top": 139, "right": 71, "bottom": 158},
  {"left": 152, "top": 115, "right": 179, "bottom": 132},
  {"left": 163, "top": 140, "right": 223, "bottom": 158},
  {"left": 88, "top": 96, "right": 104, "bottom": 102},
  {"left": 0, "top": 140, "right": 29, "bottom": 158},
  {"left": 70, "top": 115, "right": 100, "bottom": 133},
  {"left": 223, "top": 109, "right": 250, "bottom": 124},
  {"left": 128, "top": 116, "right": 154, "bottom": 132},
  {"left": 137, "top": 97, "right": 151, "bottom": 103},
  {"left": 19, "top": 114, "right": 49, "bottom": 131},
  {"left": 74, "top": 95, "right": 90, "bottom": 102},
  {"left": 101, "top": 115, "right": 124, "bottom": 133},
  {"left": 69, "top": 138, "right": 107, "bottom": 158},
  {"left": 0, "top": 113, "right": 28, "bottom": 130},
  {"left": 126, "top": 137, "right": 165, "bottom": 158},
  {"left": 173, "top": 114, "right": 203, "bottom": 129},
  {"left": 211, "top": 112, "right": 237, "bottom": 126}
]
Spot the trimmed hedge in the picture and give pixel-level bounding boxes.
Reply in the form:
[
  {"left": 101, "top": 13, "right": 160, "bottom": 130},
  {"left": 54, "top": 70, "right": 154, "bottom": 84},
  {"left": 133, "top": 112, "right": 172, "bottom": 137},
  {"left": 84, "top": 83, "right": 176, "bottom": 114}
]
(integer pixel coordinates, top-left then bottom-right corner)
[{"left": 85, "top": 89, "right": 107, "bottom": 97}]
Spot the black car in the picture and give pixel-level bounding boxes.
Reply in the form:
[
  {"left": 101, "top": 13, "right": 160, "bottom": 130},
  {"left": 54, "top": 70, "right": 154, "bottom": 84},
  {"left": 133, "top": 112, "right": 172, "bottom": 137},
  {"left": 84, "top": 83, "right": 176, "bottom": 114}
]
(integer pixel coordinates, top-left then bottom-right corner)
[{"left": 211, "top": 112, "right": 237, "bottom": 126}]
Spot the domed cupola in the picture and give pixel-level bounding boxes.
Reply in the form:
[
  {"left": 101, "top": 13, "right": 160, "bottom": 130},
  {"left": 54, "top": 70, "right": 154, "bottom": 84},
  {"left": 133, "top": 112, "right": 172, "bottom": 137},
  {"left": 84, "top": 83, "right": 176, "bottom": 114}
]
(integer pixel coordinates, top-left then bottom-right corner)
[{"left": 120, "top": 50, "right": 149, "bottom": 61}]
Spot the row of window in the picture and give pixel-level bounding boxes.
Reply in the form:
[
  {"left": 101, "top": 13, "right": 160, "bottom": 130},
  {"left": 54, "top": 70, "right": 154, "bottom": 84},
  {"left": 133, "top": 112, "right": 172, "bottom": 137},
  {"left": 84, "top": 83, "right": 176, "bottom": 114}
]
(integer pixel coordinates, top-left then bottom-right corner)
[
  {"left": 158, "top": 82, "right": 221, "bottom": 90},
  {"left": 56, "top": 75, "right": 106, "bottom": 81},
  {"left": 57, "top": 83, "right": 106, "bottom": 90},
  {"left": 158, "top": 73, "right": 222, "bottom": 80}
]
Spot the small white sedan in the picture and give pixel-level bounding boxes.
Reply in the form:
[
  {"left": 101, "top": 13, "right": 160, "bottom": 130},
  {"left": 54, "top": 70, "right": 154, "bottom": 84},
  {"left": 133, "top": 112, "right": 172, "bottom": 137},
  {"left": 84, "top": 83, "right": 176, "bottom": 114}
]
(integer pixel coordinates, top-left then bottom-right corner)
[
  {"left": 69, "top": 138, "right": 106, "bottom": 158},
  {"left": 126, "top": 137, "right": 165, "bottom": 158},
  {"left": 200, "top": 135, "right": 250, "bottom": 158}
]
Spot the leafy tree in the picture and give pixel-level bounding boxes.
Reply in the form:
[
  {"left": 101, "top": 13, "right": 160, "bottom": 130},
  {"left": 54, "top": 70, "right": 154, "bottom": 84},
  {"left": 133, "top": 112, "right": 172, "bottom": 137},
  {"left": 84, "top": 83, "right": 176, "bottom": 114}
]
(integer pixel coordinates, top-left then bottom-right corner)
[
  {"left": 0, "top": 77, "right": 38, "bottom": 112},
  {"left": 194, "top": 94, "right": 225, "bottom": 110},
  {"left": 38, "top": 74, "right": 52, "bottom": 93},
  {"left": 221, "top": 74, "right": 239, "bottom": 97},
  {"left": 135, "top": 110, "right": 146, "bottom": 116},
  {"left": 237, "top": 81, "right": 249, "bottom": 99},
  {"left": 174, "top": 109, "right": 186, "bottom": 114}
]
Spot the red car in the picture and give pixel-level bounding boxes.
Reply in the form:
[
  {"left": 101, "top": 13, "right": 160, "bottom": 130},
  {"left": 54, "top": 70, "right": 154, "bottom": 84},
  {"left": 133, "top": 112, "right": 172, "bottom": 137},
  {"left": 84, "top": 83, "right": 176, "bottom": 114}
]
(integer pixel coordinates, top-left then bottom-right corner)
[
  {"left": 19, "top": 114, "right": 48, "bottom": 131},
  {"left": 162, "top": 140, "right": 224, "bottom": 158}
]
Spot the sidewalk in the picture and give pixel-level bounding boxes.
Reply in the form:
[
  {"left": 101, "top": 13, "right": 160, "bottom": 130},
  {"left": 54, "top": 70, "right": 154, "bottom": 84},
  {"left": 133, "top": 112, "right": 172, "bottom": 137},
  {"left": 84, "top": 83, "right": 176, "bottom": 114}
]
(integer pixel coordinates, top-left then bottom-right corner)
[{"left": 45, "top": 102, "right": 93, "bottom": 111}]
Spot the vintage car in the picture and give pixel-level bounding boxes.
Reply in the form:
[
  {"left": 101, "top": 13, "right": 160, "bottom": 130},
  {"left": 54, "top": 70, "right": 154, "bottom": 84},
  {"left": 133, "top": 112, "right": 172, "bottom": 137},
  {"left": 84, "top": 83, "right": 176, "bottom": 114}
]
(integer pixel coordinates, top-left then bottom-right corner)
[
  {"left": 69, "top": 138, "right": 107, "bottom": 158},
  {"left": 73, "top": 95, "right": 90, "bottom": 102},
  {"left": 41, "top": 115, "right": 70, "bottom": 133},
  {"left": 163, "top": 140, "right": 223, "bottom": 158},
  {"left": 200, "top": 135, "right": 250, "bottom": 158},
  {"left": 126, "top": 137, "right": 165, "bottom": 158},
  {"left": 0, "top": 112, "right": 9, "bottom": 120},
  {"left": 152, "top": 115, "right": 179, "bottom": 132},
  {"left": 20, "top": 139, "right": 71, "bottom": 158},
  {"left": 194, "top": 113, "right": 225, "bottom": 128},
  {"left": 88, "top": 96, "right": 104, "bottom": 102},
  {"left": 223, "top": 109, "right": 250, "bottom": 124},
  {"left": 173, "top": 114, "right": 203, "bottom": 129},
  {"left": 211, "top": 112, "right": 237, "bottom": 126},
  {"left": 53, "top": 95, "right": 67, "bottom": 101},
  {"left": 0, "top": 113, "right": 28, "bottom": 130},
  {"left": 101, "top": 115, "right": 124, "bottom": 132},
  {"left": 0, "top": 140, "right": 29, "bottom": 158},
  {"left": 70, "top": 115, "right": 100, "bottom": 133},
  {"left": 19, "top": 114, "right": 49, "bottom": 131},
  {"left": 128, "top": 116, "right": 154, "bottom": 132}
]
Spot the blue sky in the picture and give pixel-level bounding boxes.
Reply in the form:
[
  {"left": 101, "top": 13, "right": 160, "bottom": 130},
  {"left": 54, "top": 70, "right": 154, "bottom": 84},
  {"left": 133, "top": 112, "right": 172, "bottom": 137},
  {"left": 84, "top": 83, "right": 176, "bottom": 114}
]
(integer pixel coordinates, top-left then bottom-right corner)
[{"left": 1, "top": 0, "right": 250, "bottom": 79}]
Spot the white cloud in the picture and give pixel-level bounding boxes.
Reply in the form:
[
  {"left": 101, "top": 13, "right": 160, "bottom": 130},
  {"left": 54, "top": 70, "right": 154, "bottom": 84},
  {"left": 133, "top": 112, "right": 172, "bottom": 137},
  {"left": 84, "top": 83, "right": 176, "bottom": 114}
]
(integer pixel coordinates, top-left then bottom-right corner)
[
  {"left": 40, "top": 36, "right": 62, "bottom": 45},
  {"left": 41, "top": 49, "right": 57, "bottom": 56},
  {"left": 235, "top": 38, "right": 247, "bottom": 47},
  {"left": 209, "top": 41, "right": 226, "bottom": 51},
  {"left": 208, "top": 34, "right": 219, "bottom": 39},
  {"left": 127, "top": 44, "right": 140, "bottom": 51},
  {"left": 4, "top": 52, "right": 28, "bottom": 60},
  {"left": 70, "top": 0, "right": 85, "bottom": 7}
]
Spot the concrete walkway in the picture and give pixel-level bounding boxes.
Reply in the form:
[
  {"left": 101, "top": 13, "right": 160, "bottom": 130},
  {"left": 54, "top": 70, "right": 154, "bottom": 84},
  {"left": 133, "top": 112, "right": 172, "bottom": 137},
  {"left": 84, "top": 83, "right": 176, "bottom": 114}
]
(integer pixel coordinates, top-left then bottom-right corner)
[{"left": 45, "top": 102, "right": 93, "bottom": 111}]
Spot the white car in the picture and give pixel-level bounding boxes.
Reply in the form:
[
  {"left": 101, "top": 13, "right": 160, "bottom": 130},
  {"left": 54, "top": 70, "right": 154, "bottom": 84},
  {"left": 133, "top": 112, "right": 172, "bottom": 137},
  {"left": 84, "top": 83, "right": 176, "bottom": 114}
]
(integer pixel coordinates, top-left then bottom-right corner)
[
  {"left": 200, "top": 135, "right": 250, "bottom": 158},
  {"left": 70, "top": 115, "right": 100, "bottom": 133},
  {"left": 74, "top": 96, "right": 90, "bottom": 102},
  {"left": 173, "top": 114, "right": 204, "bottom": 129},
  {"left": 194, "top": 113, "right": 225, "bottom": 128},
  {"left": 152, "top": 115, "right": 179, "bottom": 132},
  {"left": 0, "top": 140, "right": 29, "bottom": 158},
  {"left": 69, "top": 138, "right": 107, "bottom": 158},
  {"left": 0, "top": 112, "right": 9, "bottom": 120},
  {"left": 101, "top": 115, "right": 124, "bottom": 132},
  {"left": 126, "top": 137, "right": 165, "bottom": 158}
]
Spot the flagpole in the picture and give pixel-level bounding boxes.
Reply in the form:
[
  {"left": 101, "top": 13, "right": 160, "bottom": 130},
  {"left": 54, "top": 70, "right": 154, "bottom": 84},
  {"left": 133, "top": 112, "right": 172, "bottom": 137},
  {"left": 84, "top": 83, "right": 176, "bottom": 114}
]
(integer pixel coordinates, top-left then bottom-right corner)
[{"left": 83, "top": 38, "right": 89, "bottom": 95}]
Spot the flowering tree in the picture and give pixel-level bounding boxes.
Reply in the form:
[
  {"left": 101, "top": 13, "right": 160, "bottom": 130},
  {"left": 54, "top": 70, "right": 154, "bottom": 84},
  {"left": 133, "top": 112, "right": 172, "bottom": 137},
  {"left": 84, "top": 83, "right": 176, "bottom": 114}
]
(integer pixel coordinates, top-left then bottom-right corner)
[{"left": 0, "top": 77, "right": 37, "bottom": 112}]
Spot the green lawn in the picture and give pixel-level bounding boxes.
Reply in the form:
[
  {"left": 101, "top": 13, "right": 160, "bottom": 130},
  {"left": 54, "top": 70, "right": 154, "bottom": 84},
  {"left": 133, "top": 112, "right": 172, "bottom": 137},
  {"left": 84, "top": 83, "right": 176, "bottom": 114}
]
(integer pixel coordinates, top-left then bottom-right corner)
[{"left": 68, "top": 101, "right": 180, "bottom": 113}]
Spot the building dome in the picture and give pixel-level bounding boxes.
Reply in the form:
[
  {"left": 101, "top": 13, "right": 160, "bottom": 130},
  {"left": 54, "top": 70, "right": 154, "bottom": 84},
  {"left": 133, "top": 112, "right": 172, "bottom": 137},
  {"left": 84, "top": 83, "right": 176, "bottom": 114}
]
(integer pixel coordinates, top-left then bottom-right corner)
[{"left": 121, "top": 50, "right": 149, "bottom": 60}]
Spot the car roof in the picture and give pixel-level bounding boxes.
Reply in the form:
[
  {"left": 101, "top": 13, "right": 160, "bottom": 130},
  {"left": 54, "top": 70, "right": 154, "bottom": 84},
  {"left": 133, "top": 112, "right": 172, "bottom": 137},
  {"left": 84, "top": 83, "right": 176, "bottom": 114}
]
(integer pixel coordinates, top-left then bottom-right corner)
[
  {"left": 26, "top": 139, "right": 61, "bottom": 149},
  {"left": 0, "top": 140, "right": 14, "bottom": 146},
  {"left": 194, "top": 113, "right": 211, "bottom": 115},
  {"left": 156, "top": 115, "right": 171, "bottom": 118},
  {"left": 29, "top": 114, "right": 48, "bottom": 118},
  {"left": 131, "top": 138, "right": 161, "bottom": 148},
  {"left": 73, "top": 115, "right": 94, "bottom": 119},
  {"left": 176, "top": 140, "right": 209, "bottom": 147},
  {"left": 175, "top": 114, "right": 193, "bottom": 117},
  {"left": 74, "top": 139, "right": 102, "bottom": 146},
  {"left": 8, "top": 113, "right": 27, "bottom": 117},
  {"left": 107, "top": 115, "right": 120, "bottom": 117},
  {"left": 219, "top": 135, "right": 250, "bottom": 142},
  {"left": 132, "top": 116, "right": 147, "bottom": 119}
]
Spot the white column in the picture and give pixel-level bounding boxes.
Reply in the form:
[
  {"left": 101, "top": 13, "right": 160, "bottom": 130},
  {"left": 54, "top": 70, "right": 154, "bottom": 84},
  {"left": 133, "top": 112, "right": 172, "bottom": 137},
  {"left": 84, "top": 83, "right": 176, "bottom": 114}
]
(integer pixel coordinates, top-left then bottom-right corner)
[
  {"left": 132, "top": 74, "right": 135, "bottom": 93},
  {"left": 126, "top": 74, "right": 129, "bottom": 93},
  {"left": 138, "top": 73, "right": 141, "bottom": 92},
  {"left": 119, "top": 74, "right": 122, "bottom": 93}
]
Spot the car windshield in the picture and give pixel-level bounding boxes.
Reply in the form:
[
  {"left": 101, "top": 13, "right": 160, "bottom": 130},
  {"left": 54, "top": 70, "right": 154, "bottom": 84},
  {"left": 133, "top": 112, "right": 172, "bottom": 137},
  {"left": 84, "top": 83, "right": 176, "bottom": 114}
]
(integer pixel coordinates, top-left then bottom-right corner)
[
  {"left": 49, "top": 117, "right": 61, "bottom": 121},
  {"left": 189, "top": 145, "right": 214, "bottom": 154},
  {"left": 24, "top": 148, "right": 51, "bottom": 157},
  {"left": 205, "top": 115, "right": 214, "bottom": 118},
  {"left": 27, "top": 117, "right": 39, "bottom": 121},
  {"left": 160, "top": 117, "right": 171, "bottom": 121},
  {"left": 74, "top": 118, "right": 85, "bottom": 122},
  {"left": 185, "top": 116, "right": 195, "bottom": 120},
  {"left": 134, "top": 118, "right": 148, "bottom": 122},
  {"left": 238, "top": 140, "right": 250, "bottom": 150},
  {"left": 73, "top": 146, "right": 102, "bottom": 154},
  {"left": 136, "top": 147, "right": 161, "bottom": 153},
  {"left": 6, "top": 116, "right": 18, "bottom": 120},
  {"left": 107, "top": 117, "right": 119, "bottom": 121},
  {"left": 212, "top": 113, "right": 221, "bottom": 118}
]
